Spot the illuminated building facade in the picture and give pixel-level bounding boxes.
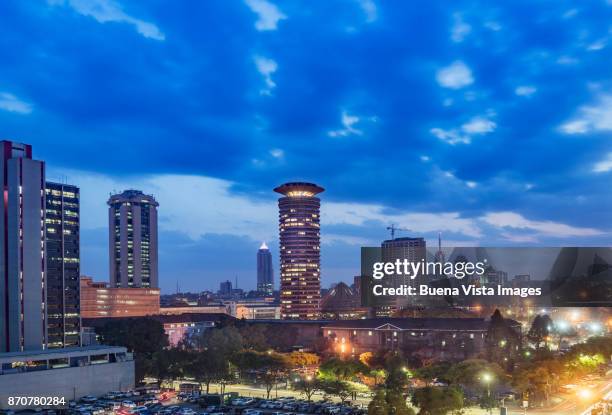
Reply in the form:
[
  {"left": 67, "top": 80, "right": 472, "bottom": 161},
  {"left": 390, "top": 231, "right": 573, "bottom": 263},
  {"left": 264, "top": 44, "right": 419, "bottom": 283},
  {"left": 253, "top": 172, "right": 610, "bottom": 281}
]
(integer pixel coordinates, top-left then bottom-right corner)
[
  {"left": 80, "top": 277, "right": 160, "bottom": 318},
  {"left": 323, "top": 318, "right": 521, "bottom": 360},
  {"left": 45, "top": 182, "right": 81, "bottom": 348},
  {"left": 0, "top": 141, "right": 46, "bottom": 352},
  {"left": 274, "top": 182, "right": 324, "bottom": 320},
  {"left": 257, "top": 242, "right": 274, "bottom": 295},
  {"left": 108, "top": 190, "right": 158, "bottom": 288}
]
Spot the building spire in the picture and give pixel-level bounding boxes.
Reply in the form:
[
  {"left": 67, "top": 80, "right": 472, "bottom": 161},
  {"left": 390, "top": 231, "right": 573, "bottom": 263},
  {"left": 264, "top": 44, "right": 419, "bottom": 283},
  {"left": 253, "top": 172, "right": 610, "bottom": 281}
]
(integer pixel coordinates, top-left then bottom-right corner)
[{"left": 260, "top": 241, "right": 268, "bottom": 250}]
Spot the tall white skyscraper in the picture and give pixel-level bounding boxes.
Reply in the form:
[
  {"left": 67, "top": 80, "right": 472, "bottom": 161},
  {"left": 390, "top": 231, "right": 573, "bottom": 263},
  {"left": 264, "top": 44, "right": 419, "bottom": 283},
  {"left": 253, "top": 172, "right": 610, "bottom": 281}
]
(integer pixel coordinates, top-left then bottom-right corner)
[
  {"left": 108, "top": 190, "right": 159, "bottom": 289},
  {"left": 0, "top": 140, "right": 47, "bottom": 352}
]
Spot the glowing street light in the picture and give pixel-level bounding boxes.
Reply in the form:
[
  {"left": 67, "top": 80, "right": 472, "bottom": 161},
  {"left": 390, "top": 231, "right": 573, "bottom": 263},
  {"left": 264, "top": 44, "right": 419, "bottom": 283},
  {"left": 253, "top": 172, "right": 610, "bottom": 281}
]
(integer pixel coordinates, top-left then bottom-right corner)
[
  {"left": 481, "top": 373, "right": 493, "bottom": 397},
  {"left": 589, "top": 322, "right": 602, "bottom": 332},
  {"left": 578, "top": 389, "right": 592, "bottom": 400}
]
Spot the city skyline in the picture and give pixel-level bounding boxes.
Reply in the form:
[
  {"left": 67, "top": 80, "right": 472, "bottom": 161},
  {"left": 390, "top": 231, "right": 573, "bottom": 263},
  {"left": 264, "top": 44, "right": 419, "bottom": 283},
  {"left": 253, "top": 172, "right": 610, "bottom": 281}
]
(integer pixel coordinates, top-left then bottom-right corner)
[{"left": 1, "top": 1, "right": 611, "bottom": 293}]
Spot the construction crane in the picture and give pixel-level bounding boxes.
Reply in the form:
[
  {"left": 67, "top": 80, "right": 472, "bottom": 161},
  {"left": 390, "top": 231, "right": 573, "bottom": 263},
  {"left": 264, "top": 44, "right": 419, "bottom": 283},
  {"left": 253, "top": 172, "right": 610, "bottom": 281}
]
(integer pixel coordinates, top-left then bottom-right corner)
[{"left": 386, "top": 224, "right": 409, "bottom": 240}]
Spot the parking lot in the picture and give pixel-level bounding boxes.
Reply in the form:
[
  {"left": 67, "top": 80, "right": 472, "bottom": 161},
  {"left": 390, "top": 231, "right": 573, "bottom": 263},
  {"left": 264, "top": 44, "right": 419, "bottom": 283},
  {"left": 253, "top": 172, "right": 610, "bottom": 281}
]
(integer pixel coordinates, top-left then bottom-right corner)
[{"left": 0, "top": 389, "right": 367, "bottom": 415}]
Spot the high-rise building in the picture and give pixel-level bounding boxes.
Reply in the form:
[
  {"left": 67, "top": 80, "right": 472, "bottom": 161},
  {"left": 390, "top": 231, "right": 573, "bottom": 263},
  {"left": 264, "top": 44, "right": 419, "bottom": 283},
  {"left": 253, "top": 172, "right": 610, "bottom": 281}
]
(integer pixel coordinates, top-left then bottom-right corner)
[
  {"left": 219, "top": 280, "right": 232, "bottom": 296},
  {"left": 274, "top": 182, "right": 324, "bottom": 320},
  {"left": 45, "top": 182, "right": 81, "bottom": 348},
  {"left": 257, "top": 242, "right": 273, "bottom": 295},
  {"left": 108, "top": 190, "right": 159, "bottom": 289},
  {"left": 0, "top": 140, "right": 46, "bottom": 352},
  {"left": 380, "top": 236, "right": 426, "bottom": 312}
]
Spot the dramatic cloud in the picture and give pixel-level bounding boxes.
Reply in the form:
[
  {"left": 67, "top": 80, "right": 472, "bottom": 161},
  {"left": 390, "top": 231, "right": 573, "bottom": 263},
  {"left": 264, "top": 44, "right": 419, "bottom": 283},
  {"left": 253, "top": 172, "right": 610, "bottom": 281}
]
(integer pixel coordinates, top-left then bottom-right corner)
[
  {"left": 244, "top": 0, "right": 286, "bottom": 31},
  {"left": 49, "top": 0, "right": 165, "bottom": 40},
  {"left": 0, "top": 92, "right": 32, "bottom": 114},
  {"left": 3, "top": 1, "right": 611, "bottom": 289},
  {"left": 481, "top": 212, "right": 604, "bottom": 238},
  {"left": 436, "top": 61, "right": 474, "bottom": 89}
]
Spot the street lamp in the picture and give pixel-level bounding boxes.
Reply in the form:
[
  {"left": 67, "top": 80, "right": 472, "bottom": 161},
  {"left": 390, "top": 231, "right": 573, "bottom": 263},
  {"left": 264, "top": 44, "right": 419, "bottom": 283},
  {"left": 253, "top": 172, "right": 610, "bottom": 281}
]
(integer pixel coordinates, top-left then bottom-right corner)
[{"left": 481, "top": 372, "right": 494, "bottom": 415}]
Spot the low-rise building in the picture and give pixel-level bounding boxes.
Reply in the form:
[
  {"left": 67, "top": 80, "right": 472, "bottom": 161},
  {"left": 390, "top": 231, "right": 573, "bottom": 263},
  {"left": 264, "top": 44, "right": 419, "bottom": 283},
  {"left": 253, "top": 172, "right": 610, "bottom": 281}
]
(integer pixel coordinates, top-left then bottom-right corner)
[
  {"left": 80, "top": 277, "right": 160, "bottom": 318},
  {"left": 323, "top": 317, "right": 520, "bottom": 361},
  {"left": 0, "top": 346, "right": 134, "bottom": 409}
]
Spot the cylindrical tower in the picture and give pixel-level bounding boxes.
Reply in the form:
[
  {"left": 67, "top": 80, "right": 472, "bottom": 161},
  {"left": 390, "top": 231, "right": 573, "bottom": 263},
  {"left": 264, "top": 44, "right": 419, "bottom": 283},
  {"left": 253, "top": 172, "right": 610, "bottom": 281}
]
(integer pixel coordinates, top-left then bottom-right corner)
[{"left": 274, "top": 182, "right": 324, "bottom": 320}]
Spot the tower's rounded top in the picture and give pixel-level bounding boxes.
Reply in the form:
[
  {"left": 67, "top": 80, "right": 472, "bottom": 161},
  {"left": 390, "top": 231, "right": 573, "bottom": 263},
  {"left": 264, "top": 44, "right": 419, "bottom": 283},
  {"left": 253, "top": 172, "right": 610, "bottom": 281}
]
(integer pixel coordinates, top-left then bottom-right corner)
[
  {"left": 260, "top": 241, "right": 269, "bottom": 250},
  {"left": 273, "top": 182, "right": 324, "bottom": 197}
]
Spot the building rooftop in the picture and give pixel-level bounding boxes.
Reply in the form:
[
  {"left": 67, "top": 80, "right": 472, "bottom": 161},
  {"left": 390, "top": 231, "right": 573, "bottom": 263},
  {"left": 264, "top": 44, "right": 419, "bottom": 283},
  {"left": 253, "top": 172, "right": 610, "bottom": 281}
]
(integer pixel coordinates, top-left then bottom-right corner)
[
  {"left": 274, "top": 182, "right": 324, "bottom": 197},
  {"left": 83, "top": 313, "right": 235, "bottom": 326},
  {"left": 0, "top": 345, "right": 127, "bottom": 361},
  {"left": 323, "top": 317, "right": 502, "bottom": 331},
  {"left": 108, "top": 189, "right": 158, "bottom": 205}
]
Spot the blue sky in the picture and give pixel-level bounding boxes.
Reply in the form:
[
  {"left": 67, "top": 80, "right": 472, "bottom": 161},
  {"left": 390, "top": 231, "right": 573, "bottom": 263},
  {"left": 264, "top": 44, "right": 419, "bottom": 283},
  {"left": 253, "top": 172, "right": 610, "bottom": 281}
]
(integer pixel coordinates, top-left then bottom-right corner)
[{"left": 1, "top": 0, "right": 611, "bottom": 293}]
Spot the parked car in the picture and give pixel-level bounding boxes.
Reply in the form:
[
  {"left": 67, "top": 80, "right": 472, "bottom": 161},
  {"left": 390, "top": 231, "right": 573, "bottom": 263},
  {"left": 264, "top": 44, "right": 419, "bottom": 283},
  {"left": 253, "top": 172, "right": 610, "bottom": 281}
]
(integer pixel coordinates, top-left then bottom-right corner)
[
  {"left": 122, "top": 401, "right": 137, "bottom": 408},
  {"left": 81, "top": 396, "right": 98, "bottom": 404}
]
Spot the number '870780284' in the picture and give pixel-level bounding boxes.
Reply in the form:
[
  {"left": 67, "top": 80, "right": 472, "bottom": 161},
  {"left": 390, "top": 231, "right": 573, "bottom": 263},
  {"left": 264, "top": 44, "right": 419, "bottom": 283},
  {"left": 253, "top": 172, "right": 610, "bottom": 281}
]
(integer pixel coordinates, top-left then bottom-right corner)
[{"left": 7, "top": 396, "right": 66, "bottom": 407}]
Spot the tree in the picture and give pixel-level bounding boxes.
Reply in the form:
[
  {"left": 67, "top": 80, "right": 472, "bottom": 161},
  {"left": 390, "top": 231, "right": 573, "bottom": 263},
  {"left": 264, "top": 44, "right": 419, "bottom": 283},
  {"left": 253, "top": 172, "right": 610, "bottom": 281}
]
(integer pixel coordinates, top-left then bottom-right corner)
[
  {"left": 294, "top": 376, "right": 321, "bottom": 401},
  {"left": 232, "top": 350, "right": 289, "bottom": 399},
  {"left": 150, "top": 348, "right": 189, "bottom": 387},
  {"left": 386, "top": 390, "right": 416, "bottom": 415},
  {"left": 445, "top": 359, "right": 504, "bottom": 390},
  {"left": 287, "top": 351, "right": 320, "bottom": 368},
  {"left": 414, "top": 362, "right": 452, "bottom": 386},
  {"left": 368, "top": 390, "right": 389, "bottom": 415},
  {"left": 485, "top": 309, "right": 521, "bottom": 369},
  {"left": 238, "top": 324, "right": 269, "bottom": 351},
  {"left": 97, "top": 317, "right": 168, "bottom": 383},
  {"left": 411, "top": 387, "right": 463, "bottom": 415},
  {"left": 193, "top": 325, "right": 243, "bottom": 357},
  {"left": 184, "top": 350, "right": 231, "bottom": 394},
  {"left": 319, "top": 358, "right": 368, "bottom": 381},
  {"left": 320, "top": 380, "right": 356, "bottom": 404},
  {"left": 527, "top": 314, "right": 553, "bottom": 348}
]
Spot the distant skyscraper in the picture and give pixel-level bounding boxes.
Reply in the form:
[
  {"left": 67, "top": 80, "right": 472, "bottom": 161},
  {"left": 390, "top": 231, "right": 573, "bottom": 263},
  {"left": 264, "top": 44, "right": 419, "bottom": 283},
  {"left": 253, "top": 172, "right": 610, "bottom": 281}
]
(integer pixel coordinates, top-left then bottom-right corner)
[
  {"left": 274, "top": 182, "right": 324, "bottom": 320},
  {"left": 219, "top": 280, "right": 232, "bottom": 296},
  {"left": 108, "top": 190, "right": 159, "bottom": 289},
  {"left": 0, "top": 140, "right": 46, "bottom": 352},
  {"left": 45, "top": 182, "right": 81, "bottom": 348},
  {"left": 257, "top": 242, "right": 273, "bottom": 295}
]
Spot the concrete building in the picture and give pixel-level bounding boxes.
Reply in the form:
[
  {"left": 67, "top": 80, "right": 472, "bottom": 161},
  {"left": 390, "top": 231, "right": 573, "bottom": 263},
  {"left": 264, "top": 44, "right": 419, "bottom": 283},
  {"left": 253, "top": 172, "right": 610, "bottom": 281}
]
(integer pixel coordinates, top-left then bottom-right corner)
[
  {"left": 0, "top": 140, "right": 46, "bottom": 352},
  {"left": 0, "top": 346, "right": 134, "bottom": 409},
  {"left": 274, "top": 182, "right": 324, "bottom": 320},
  {"left": 380, "top": 237, "right": 427, "bottom": 313},
  {"left": 45, "top": 182, "right": 81, "bottom": 348},
  {"left": 257, "top": 242, "right": 274, "bottom": 295},
  {"left": 108, "top": 190, "right": 158, "bottom": 289},
  {"left": 235, "top": 302, "right": 281, "bottom": 320},
  {"left": 80, "top": 277, "right": 160, "bottom": 318},
  {"left": 219, "top": 280, "right": 232, "bottom": 296}
]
